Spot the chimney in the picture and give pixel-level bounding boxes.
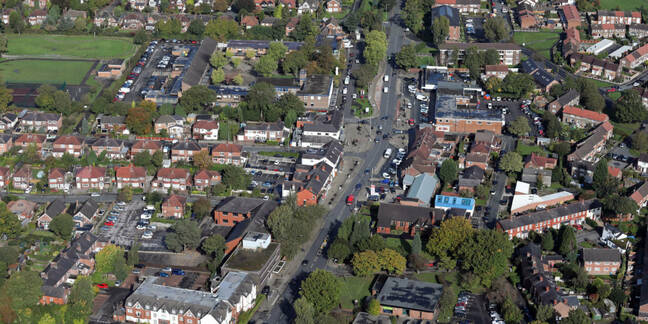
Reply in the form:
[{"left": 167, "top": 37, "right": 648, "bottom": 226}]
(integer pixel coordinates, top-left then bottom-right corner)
[
  {"left": 545, "top": 286, "right": 550, "bottom": 292},
  {"left": 539, "top": 276, "right": 543, "bottom": 282},
  {"left": 315, "top": 175, "right": 320, "bottom": 181},
  {"left": 553, "top": 299, "right": 558, "bottom": 305}
]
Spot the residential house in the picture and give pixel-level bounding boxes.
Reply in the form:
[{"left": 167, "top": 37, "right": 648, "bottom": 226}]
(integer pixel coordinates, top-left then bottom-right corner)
[
  {"left": 98, "top": 115, "right": 127, "bottom": 134},
  {"left": 590, "top": 23, "right": 626, "bottom": 39},
  {"left": 582, "top": 248, "right": 621, "bottom": 275},
  {"left": 521, "top": 167, "right": 552, "bottom": 185},
  {"left": 255, "top": 0, "right": 275, "bottom": 9},
  {"left": 193, "top": 169, "right": 221, "bottom": 191},
  {"left": 63, "top": 9, "right": 87, "bottom": 21},
  {"left": 75, "top": 166, "right": 107, "bottom": 191},
  {"left": 0, "top": 167, "right": 10, "bottom": 189},
  {"left": 237, "top": 121, "right": 288, "bottom": 142},
  {"left": 91, "top": 137, "right": 127, "bottom": 159},
  {"left": 326, "top": 0, "right": 341, "bottom": 12},
  {"left": 52, "top": 135, "right": 84, "bottom": 158},
  {"left": 297, "top": 0, "right": 318, "bottom": 14},
  {"left": 400, "top": 128, "right": 445, "bottom": 179},
  {"left": 629, "top": 24, "right": 648, "bottom": 38},
  {"left": 0, "top": 134, "right": 14, "bottom": 154},
  {"left": 433, "top": 0, "right": 480, "bottom": 14},
  {"left": 152, "top": 168, "right": 192, "bottom": 192},
  {"left": 15, "top": 134, "right": 46, "bottom": 153},
  {"left": 7, "top": 199, "right": 37, "bottom": 221},
  {"left": 569, "top": 53, "right": 620, "bottom": 80},
  {"left": 570, "top": 160, "right": 596, "bottom": 184},
  {"left": 297, "top": 74, "right": 335, "bottom": 111},
  {"left": 213, "top": 197, "right": 274, "bottom": 227},
  {"left": 637, "top": 153, "right": 648, "bottom": 174},
  {"left": 161, "top": 194, "right": 187, "bottom": 218},
  {"left": 260, "top": 16, "right": 278, "bottom": 27},
  {"left": 211, "top": 143, "right": 246, "bottom": 166},
  {"left": 372, "top": 277, "right": 444, "bottom": 320},
  {"left": 28, "top": 9, "right": 47, "bottom": 25},
  {"left": 121, "top": 13, "right": 145, "bottom": 30},
  {"left": 130, "top": 140, "right": 162, "bottom": 158},
  {"left": 531, "top": 69, "right": 560, "bottom": 92},
  {"left": 38, "top": 199, "right": 66, "bottom": 230},
  {"left": 464, "top": 152, "right": 489, "bottom": 170},
  {"left": 458, "top": 166, "right": 484, "bottom": 193},
  {"left": 630, "top": 182, "right": 648, "bottom": 208},
  {"left": 484, "top": 65, "right": 509, "bottom": 80},
  {"left": 562, "top": 106, "right": 609, "bottom": 128},
  {"left": 298, "top": 110, "right": 343, "bottom": 148},
  {"left": 154, "top": 115, "right": 184, "bottom": 138},
  {"left": 286, "top": 162, "right": 335, "bottom": 206},
  {"left": 72, "top": 199, "right": 98, "bottom": 228},
  {"left": 285, "top": 17, "right": 299, "bottom": 36},
  {"left": 497, "top": 199, "right": 602, "bottom": 239},
  {"left": 23, "top": 0, "right": 47, "bottom": 8},
  {"left": 567, "top": 121, "right": 614, "bottom": 162},
  {"left": 438, "top": 42, "right": 522, "bottom": 66},
  {"left": 621, "top": 44, "right": 648, "bottom": 68},
  {"left": 518, "top": 11, "right": 538, "bottom": 29},
  {"left": 20, "top": 112, "right": 62, "bottom": 132},
  {"left": 12, "top": 165, "right": 31, "bottom": 190},
  {"left": 171, "top": 141, "right": 206, "bottom": 162},
  {"left": 192, "top": 119, "right": 219, "bottom": 140},
  {"left": 0, "top": 113, "right": 18, "bottom": 132},
  {"left": 375, "top": 203, "right": 442, "bottom": 235},
  {"left": 279, "top": 0, "right": 295, "bottom": 8},
  {"left": 524, "top": 153, "right": 557, "bottom": 169},
  {"left": 560, "top": 5, "right": 580, "bottom": 29},
  {"left": 592, "top": 10, "right": 641, "bottom": 25},
  {"left": 547, "top": 89, "right": 579, "bottom": 113},
  {"left": 115, "top": 165, "right": 147, "bottom": 189},
  {"left": 241, "top": 15, "right": 258, "bottom": 29},
  {"left": 48, "top": 168, "right": 67, "bottom": 191},
  {"left": 511, "top": 186, "right": 574, "bottom": 215},
  {"left": 430, "top": 5, "right": 461, "bottom": 41}
]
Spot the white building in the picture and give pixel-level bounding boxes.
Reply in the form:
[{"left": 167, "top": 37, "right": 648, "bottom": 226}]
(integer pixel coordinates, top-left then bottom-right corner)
[
  {"left": 587, "top": 39, "right": 616, "bottom": 56},
  {"left": 242, "top": 232, "right": 271, "bottom": 250}
]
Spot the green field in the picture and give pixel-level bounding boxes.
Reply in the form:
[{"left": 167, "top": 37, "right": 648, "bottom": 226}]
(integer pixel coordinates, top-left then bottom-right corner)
[
  {"left": 6, "top": 34, "right": 136, "bottom": 59},
  {"left": 338, "top": 276, "right": 373, "bottom": 309},
  {"left": 0, "top": 59, "right": 93, "bottom": 84},
  {"left": 599, "top": 0, "right": 645, "bottom": 10},
  {"left": 513, "top": 31, "right": 560, "bottom": 60}
]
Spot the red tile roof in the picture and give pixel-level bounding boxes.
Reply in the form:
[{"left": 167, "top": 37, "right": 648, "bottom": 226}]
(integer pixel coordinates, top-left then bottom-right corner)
[
  {"left": 212, "top": 143, "right": 242, "bottom": 154},
  {"left": 194, "top": 169, "right": 220, "bottom": 180},
  {"left": 115, "top": 165, "right": 146, "bottom": 178},
  {"left": 75, "top": 166, "right": 106, "bottom": 179},
  {"left": 485, "top": 65, "right": 508, "bottom": 72},
  {"left": 563, "top": 106, "right": 609, "bottom": 123},
  {"left": 241, "top": 15, "right": 258, "bottom": 27},
  {"left": 163, "top": 194, "right": 187, "bottom": 207},
  {"left": 156, "top": 168, "right": 190, "bottom": 179},
  {"left": 49, "top": 168, "right": 65, "bottom": 179},
  {"left": 608, "top": 165, "right": 622, "bottom": 178},
  {"left": 193, "top": 120, "right": 219, "bottom": 130},
  {"left": 16, "top": 133, "right": 45, "bottom": 144},
  {"left": 132, "top": 140, "right": 162, "bottom": 150},
  {"left": 561, "top": 5, "right": 580, "bottom": 21},
  {"left": 53, "top": 135, "right": 83, "bottom": 146},
  {"left": 600, "top": 121, "right": 614, "bottom": 133}
]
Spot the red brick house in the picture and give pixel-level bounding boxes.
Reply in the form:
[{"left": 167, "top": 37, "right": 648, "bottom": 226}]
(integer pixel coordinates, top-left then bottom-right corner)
[
  {"left": 326, "top": 0, "right": 341, "bottom": 13},
  {"left": 20, "top": 112, "right": 62, "bottom": 132},
  {"left": 241, "top": 15, "right": 259, "bottom": 29},
  {"left": 561, "top": 5, "right": 580, "bottom": 30},
  {"left": 15, "top": 133, "right": 46, "bottom": 153},
  {"left": 171, "top": 141, "right": 205, "bottom": 162},
  {"left": 12, "top": 165, "right": 31, "bottom": 190},
  {"left": 484, "top": 65, "right": 509, "bottom": 80},
  {"left": 7, "top": 199, "right": 37, "bottom": 221},
  {"left": 0, "top": 134, "right": 13, "bottom": 155},
  {"left": 193, "top": 169, "right": 221, "bottom": 191},
  {"left": 52, "top": 135, "right": 84, "bottom": 158},
  {"left": 464, "top": 153, "right": 488, "bottom": 170},
  {"left": 75, "top": 166, "right": 108, "bottom": 190},
  {"left": 0, "top": 167, "right": 11, "bottom": 189},
  {"left": 130, "top": 140, "right": 162, "bottom": 158},
  {"left": 211, "top": 143, "right": 246, "bottom": 166},
  {"left": 375, "top": 203, "right": 442, "bottom": 236},
  {"left": 192, "top": 120, "right": 219, "bottom": 140},
  {"left": 151, "top": 168, "right": 192, "bottom": 192},
  {"left": 582, "top": 248, "right": 621, "bottom": 275},
  {"left": 524, "top": 153, "right": 558, "bottom": 169},
  {"left": 115, "top": 165, "right": 146, "bottom": 189},
  {"left": 91, "top": 137, "right": 126, "bottom": 160},
  {"left": 561, "top": 106, "right": 609, "bottom": 128},
  {"left": 161, "top": 194, "right": 187, "bottom": 219},
  {"left": 630, "top": 182, "right": 648, "bottom": 208},
  {"left": 48, "top": 168, "right": 66, "bottom": 191},
  {"left": 213, "top": 197, "right": 268, "bottom": 226}
]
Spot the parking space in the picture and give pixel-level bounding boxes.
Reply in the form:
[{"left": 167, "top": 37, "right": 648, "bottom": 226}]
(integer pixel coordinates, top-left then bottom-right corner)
[
  {"left": 97, "top": 199, "right": 168, "bottom": 250},
  {"left": 246, "top": 153, "right": 296, "bottom": 175},
  {"left": 453, "top": 292, "right": 491, "bottom": 324},
  {"left": 465, "top": 16, "right": 486, "bottom": 41}
]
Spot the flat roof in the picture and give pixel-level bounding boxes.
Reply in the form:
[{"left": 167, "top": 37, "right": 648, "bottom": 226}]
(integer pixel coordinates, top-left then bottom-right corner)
[
  {"left": 435, "top": 194, "right": 475, "bottom": 210},
  {"left": 434, "top": 95, "right": 503, "bottom": 122},
  {"left": 377, "top": 277, "right": 443, "bottom": 313}
]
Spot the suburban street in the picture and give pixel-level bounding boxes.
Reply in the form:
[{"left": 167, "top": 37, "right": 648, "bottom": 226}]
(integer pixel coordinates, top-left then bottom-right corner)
[{"left": 261, "top": 4, "right": 406, "bottom": 323}]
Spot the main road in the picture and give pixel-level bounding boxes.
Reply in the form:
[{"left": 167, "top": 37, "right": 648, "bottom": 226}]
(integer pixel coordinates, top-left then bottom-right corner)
[{"left": 262, "top": 5, "right": 406, "bottom": 324}]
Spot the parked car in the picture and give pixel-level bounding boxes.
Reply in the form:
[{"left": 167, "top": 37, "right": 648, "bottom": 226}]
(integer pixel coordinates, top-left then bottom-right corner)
[{"left": 96, "top": 283, "right": 109, "bottom": 289}]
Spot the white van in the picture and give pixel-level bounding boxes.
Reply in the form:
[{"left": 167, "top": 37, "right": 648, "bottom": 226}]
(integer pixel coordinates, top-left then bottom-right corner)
[
  {"left": 344, "top": 76, "right": 350, "bottom": 85},
  {"left": 384, "top": 75, "right": 389, "bottom": 82},
  {"left": 343, "top": 87, "right": 348, "bottom": 95},
  {"left": 383, "top": 148, "right": 392, "bottom": 158}
]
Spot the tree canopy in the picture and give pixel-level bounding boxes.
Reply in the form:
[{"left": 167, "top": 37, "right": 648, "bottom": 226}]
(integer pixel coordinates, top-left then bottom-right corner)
[
  {"left": 165, "top": 220, "right": 201, "bottom": 252},
  {"left": 300, "top": 270, "right": 340, "bottom": 314}
]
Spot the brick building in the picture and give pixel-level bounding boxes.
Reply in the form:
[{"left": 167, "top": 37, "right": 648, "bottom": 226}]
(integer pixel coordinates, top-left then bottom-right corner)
[{"left": 582, "top": 248, "right": 621, "bottom": 275}]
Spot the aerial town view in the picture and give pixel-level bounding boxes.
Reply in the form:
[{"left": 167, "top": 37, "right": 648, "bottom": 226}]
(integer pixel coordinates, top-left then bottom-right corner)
[{"left": 2, "top": 0, "right": 648, "bottom": 322}]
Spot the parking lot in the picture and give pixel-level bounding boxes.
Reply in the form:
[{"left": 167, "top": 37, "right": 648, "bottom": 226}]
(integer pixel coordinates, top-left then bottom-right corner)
[
  {"left": 465, "top": 16, "right": 486, "bottom": 41},
  {"left": 453, "top": 292, "right": 491, "bottom": 324},
  {"left": 96, "top": 199, "right": 169, "bottom": 250}
]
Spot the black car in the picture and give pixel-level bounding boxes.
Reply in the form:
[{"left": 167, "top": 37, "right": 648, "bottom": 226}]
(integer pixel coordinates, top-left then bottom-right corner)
[
  {"left": 262, "top": 286, "right": 270, "bottom": 295},
  {"left": 301, "top": 260, "right": 308, "bottom": 266}
]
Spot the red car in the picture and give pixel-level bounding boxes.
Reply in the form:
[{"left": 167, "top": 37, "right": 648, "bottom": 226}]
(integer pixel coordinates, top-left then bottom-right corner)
[
  {"left": 607, "top": 87, "right": 617, "bottom": 92},
  {"left": 346, "top": 195, "right": 355, "bottom": 205},
  {"left": 104, "top": 221, "right": 114, "bottom": 226},
  {"left": 96, "top": 283, "right": 108, "bottom": 289},
  {"left": 408, "top": 118, "right": 415, "bottom": 126}
]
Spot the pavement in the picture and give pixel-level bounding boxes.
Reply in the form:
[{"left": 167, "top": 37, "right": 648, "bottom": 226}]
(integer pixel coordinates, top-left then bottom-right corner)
[{"left": 257, "top": 3, "right": 407, "bottom": 323}]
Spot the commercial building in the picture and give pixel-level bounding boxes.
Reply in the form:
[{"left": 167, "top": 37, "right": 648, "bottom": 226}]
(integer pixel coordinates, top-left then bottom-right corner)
[
  {"left": 438, "top": 43, "right": 522, "bottom": 66},
  {"left": 296, "top": 74, "right": 334, "bottom": 111},
  {"left": 433, "top": 95, "right": 504, "bottom": 134},
  {"left": 373, "top": 277, "right": 444, "bottom": 320},
  {"left": 434, "top": 194, "right": 475, "bottom": 217},
  {"left": 586, "top": 39, "right": 616, "bottom": 55},
  {"left": 375, "top": 203, "right": 443, "bottom": 236},
  {"left": 511, "top": 181, "right": 574, "bottom": 214}
]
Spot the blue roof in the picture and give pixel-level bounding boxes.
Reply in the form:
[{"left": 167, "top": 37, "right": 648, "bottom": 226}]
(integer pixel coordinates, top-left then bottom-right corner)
[
  {"left": 406, "top": 174, "right": 439, "bottom": 204},
  {"left": 434, "top": 195, "right": 475, "bottom": 210}
]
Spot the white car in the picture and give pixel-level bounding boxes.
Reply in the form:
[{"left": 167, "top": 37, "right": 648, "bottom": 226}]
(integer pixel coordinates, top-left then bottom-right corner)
[
  {"left": 141, "top": 231, "right": 153, "bottom": 239},
  {"left": 398, "top": 148, "right": 406, "bottom": 154},
  {"left": 91, "top": 192, "right": 100, "bottom": 197},
  {"left": 392, "top": 159, "right": 402, "bottom": 166},
  {"left": 382, "top": 172, "right": 391, "bottom": 179},
  {"left": 140, "top": 213, "right": 152, "bottom": 220},
  {"left": 24, "top": 187, "right": 31, "bottom": 194}
]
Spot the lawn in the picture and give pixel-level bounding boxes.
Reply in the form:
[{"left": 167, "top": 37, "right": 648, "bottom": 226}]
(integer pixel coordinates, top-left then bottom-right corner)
[
  {"left": 516, "top": 142, "right": 546, "bottom": 156},
  {"left": 599, "top": 0, "right": 645, "bottom": 10},
  {"left": 513, "top": 31, "right": 560, "bottom": 59},
  {"left": 6, "top": 34, "right": 137, "bottom": 59},
  {"left": 608, "top": 91, "right": 622, "bottom": 101},
  {"left": 587, "top": 78, "right": 613, "bottom": 88},
  {"left": 338, "top": 276, "right": 373, "bottom": 309},
  {"left": 0, "top": 60, "right": 93, "bottom": 85},
  {"left": 611, "top": 122, "right": 640, "bottom": 138}
]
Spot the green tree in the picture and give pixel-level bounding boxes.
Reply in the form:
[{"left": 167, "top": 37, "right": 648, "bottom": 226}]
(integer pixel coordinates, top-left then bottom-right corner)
[
  {"left": 483, "top": 49, "right": 500, "bottom": 65},
  {"left": 38, "top": 314, "right": 55, "bottom": 324},
  {"left": 6, "top": 271, "right": 42, "bottom": 310},
  {"left": 211, "top": 68, "right": 225, "bottom": 84},
  {"left": 458, "top": 230, "right": 514, "bottom": 286},
  {"left": 179, "top": 85, "right": 216, "bottom": 112},
  {"left": 293, "top": 297, "right": 316, "bottom": 324},
  {"left": 402, "top": 0, "right": 423, "bottom": 33},
  {"left": 266, "top": 202, "right": 325, "bottom": 258},
  {"left": 127, "top": 242, "right": 140, "bottom": 266},
  {"left": 367, "top": 298, "right": 381, "bottom": 316},
  {"left": 327, "top": 238, "right": 351, "bottom": 262},
  {"left": 209, "top": 52, "right": 229, "bottom": 69},
  {"left": 501, "top": 73, "right": 535, "bottom": 98},
  {"left": 426, "top": 218, "right": 474, "bottom": 262},
  {"left": 0, "top": 202, "right": 21, "bottom": 239},
  {"left": 378, "top": 248, "right": 406, "bottom": 274},
  {"left": 464, "top": 46, "right": 483, "bottom": 80},
  {"left": 431, "top": 16, "right": 449, "bottom": 45},
  {"left": 593, "top": 158, "right": 610, "bottom": 197},
  {"left": 300, "top": 269, "right": 340, "bottom": 314},
  {"left": 221, "top": 165, "right": 251, "bottom": 189},
  {"left": 395, "top": 44, "right": 417, "bottom": 70},
  {"left": 165, "top": 220, "right": 201, "bottom": 252},
  {"left": 561, "top": 308, "right": 590, "bottom": 324},
  {"left": 113, "top": 252, "right": 129, "bottom": 281},
  {"left": 439, "top": 159, "right": 458, "bottom": 185},
  {"left": 534, "top": 303, "right": 555, "bottom": 322},
  {"left": 291, "top": 13, "right": 316, "bottom": 41},
  {"left": 484, "top": 17, "right": 510, "bottom": 41},
  {"left": 118, "top": 186, "right": 133, "bottom": 202},
  {"left": 133, "top": 29, "right": 147, "bottom": 44},
  {"left": 502, "top": 297, "right": 523, "bottom": 324},
  {"left": 558, "top": 225, "right": 576, "bottom": 256},
  {"left": 126, "top": 106, "right": 153, "bottom": 135},
  {"left": 0, "top": 86, "right": 12, "bottom": 114},
  {"left": 283, "top": 50, "right": 308, "bottom": 76},
  {"left": 68, "top": 276, "right": 94, "bottom": 320},
  {"left": 268, "top": 41, "right": 288, "bottom": 61},
  {"left": 233, "top": 74, "right": 244, "bottom": 85},
  {"left": 578, "top": 79, "right": 605, "bottom": 112},
  {"left": 364, "top": 30, "right": 387, "bottom": 66},
  {"left": 255, "top": 55, "right": 279, "bottom": 77},
  {"left": 411, "top": 232, "right": 422, "bottom": 255},
  {"left": 192, "top": 198, "right": 212, "bottom": 219},
  {"left": 351, "top": 250, "right": 381, "bottom": 276},
  {"left": 201, "top": 234, "right": 226, "bottom": 261},
  {"left": 49, "top": 213, "right": 74, "bottom": 238},
  {"left": 485, "top": 76, "right": 502, "bottom": 93},
  {"left": 632, "top": 131, "right": 648, "bottom": 153},
  {"left": 507, "top": 116, "right": 531, "bottom": 136},
  {"left": 499, "top": 152, "right": 523, "bottom": 173},
  {"left": 0, "top": 35, "right": 6, "bottom": 57},
  {"left": 188, "top": 19, "right": 205, "bottom": 36},
  {"left": 205, "top": 18, "right": 240, "bottom": 41},
  {"left": 95, "top": 244, "right": 122, "bottom": 274},
  {"left": 9, "top": 11, "right": 25, "bottom": 33},
  {"left": 614, "top": 89, "right": 647, "bottom": 123},
  {"left": 541, "top": 231, "right": 554, "bottom": 251}
]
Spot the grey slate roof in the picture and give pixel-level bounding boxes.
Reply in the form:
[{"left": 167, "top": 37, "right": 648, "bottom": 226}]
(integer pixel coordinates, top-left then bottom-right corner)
[
  {"left": 45, "top": 199, "right": 66, "bottom": 218},
  {"left": 498, "top": 199, "right": 602, "bottom": 230},
  {"left": 75, "top": 199, "right": 98, "bottom": 219},
  {"left": 376, "top": 203, "right": 440, "bottom": 229},
  {"left": 556, "top": 89, "right": 579, "bottom": 106},
  {"left": 216, "top": 197, "right": 267, "bottom": 214},
  {"left": 582, "top": 248, "right": 621, "bottom": 263},
  {"left": 430, "top": 5, "right": 460, "bottom": 26},
  {"left": 183, "top": 37, "right": 218, "bottom": 87},
  {"left": 406, "top": 173, "right": 439, "bottom": 204},
  {"left": 376, "top": 277, "right": 443, "bottom": 313}
]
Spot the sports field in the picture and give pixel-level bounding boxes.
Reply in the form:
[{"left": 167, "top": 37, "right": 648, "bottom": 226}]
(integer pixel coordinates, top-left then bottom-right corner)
[
  {"left": 599, "top": 0, "right": 644, "bottom": 11},
  {"left": 0, "top": 59, "right": 94, "bottom": 85},
  {"left": 6, "top": 34, "right": 136, "bottom": 59},
  {"left": 513, "top": 31, "right": 560, "bottom": 59}
]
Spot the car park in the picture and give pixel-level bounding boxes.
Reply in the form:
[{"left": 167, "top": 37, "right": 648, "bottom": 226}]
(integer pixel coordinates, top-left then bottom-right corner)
[{"left": 141, "top": 231, "right": 153, "bottom": 239}]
